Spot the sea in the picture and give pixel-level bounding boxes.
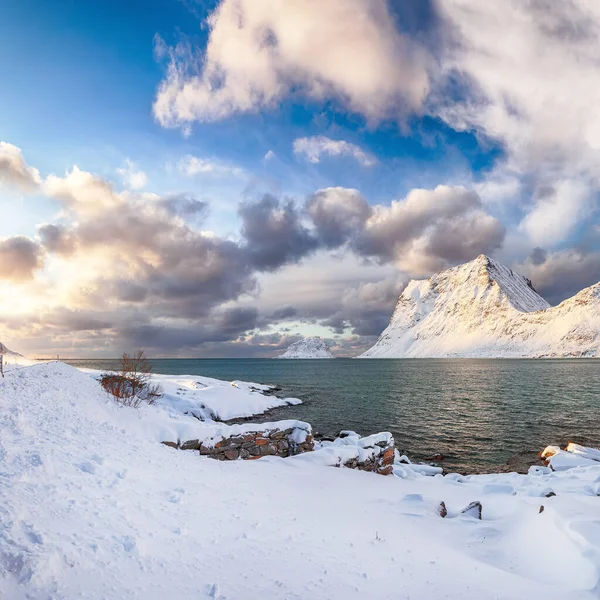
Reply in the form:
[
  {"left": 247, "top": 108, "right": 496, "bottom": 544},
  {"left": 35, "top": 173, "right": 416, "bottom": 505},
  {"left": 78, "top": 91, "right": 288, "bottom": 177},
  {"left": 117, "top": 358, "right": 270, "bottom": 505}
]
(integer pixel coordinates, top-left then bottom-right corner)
[{"left": 65, "top": 358, "right": 600, "bottom": 473}]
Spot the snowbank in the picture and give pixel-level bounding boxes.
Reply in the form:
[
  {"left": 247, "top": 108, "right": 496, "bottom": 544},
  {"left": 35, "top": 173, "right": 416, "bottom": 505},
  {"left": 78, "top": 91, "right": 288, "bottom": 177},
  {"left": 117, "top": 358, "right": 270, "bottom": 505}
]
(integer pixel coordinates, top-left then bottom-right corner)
[
  {"left": 2, "top": 361, "right": 600, "bottom": 599},
  {"left": 81, "top": 367, "right": 302, "bottom": 422}
]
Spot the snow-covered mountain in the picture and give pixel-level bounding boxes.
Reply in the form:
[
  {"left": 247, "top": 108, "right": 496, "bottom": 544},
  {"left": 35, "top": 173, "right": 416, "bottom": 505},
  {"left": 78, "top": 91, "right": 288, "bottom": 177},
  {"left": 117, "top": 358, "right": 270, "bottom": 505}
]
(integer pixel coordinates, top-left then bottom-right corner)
[
  {"left": 360, "top": 255, "right": 600, "bottom": 358},
  {"left": 277, "top": 337, "right": 334, "bottom": 359}
]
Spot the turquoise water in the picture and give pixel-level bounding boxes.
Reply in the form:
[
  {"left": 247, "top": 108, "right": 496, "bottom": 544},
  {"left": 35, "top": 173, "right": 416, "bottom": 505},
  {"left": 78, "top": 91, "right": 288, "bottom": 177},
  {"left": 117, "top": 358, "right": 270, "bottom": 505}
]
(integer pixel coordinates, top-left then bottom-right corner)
[{"left": 66, "top": 358, "right": 600, "bottom": 472}]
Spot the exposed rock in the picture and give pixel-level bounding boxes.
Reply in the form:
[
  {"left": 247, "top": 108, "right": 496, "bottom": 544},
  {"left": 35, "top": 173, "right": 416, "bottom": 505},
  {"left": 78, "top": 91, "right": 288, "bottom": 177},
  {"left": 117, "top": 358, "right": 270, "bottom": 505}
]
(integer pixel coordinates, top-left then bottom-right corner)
[
  {"left": 437, "top": 502, "right": 448, "bottom": 518},
  {"left": 461, "top": 501, "right": 482, "bottom": 520}
]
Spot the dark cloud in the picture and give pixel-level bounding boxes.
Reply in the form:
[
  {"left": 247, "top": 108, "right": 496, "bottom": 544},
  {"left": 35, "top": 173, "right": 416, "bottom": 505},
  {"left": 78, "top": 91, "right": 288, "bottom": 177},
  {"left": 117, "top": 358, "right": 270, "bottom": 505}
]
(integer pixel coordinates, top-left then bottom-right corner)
[
  {"left": 306, "top": 187, "right": 372, "bottom": 248},
  {"left": 517, "top": 249, "right": 600, "bottom": 305},
  {"left": 350, "top": 185, "right": 505, "bottom": 277},
  {"left": 268, "top": 306, "right": 298, "bottom": 320},
  {"left": 0, "top": 236, "right": 44, "bottom": 281},
  {"left": 239, "top": 195, "right": 318, "bottom": 270},
  {"left": 38, "top": 224, "right": 78, "bottom": 255},
  {"left": 529, "top": 247, "right": 548, "bottom": 266}
]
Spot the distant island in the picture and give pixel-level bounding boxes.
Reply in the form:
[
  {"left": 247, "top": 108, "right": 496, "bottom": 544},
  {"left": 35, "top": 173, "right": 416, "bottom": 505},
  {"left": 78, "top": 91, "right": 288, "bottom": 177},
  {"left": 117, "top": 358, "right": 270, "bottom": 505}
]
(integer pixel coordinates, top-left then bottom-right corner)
[
  {"left": 276, "top": 336, "right": 334, "bottom": 359},
  {"left": 361, "top": 254, "right": 600, "bottom": 358}
]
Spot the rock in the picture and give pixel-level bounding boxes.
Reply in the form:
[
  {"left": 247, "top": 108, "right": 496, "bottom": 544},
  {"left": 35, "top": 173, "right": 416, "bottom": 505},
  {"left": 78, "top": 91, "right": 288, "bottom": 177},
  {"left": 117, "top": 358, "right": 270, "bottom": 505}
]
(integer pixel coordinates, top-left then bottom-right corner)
[
  {"left": 224, "top": 449, "right": 239, "bottom": 460},
  {"left": 162, "top": 441, "right": 179, "bottom": 449},
  {"left": 255, "top": 438, "right": 269, "bottom": 446},
  {"left": 180, "top": 439, "right": 201, "bottom": 451},
  {"left": 425, "top": 453, "right": 445, "bottom": 462},
  {"left": 539, "top": 505, "right": 545, "bottom": 514},
  {"left": 437, "top": 501, "right": 448, "bottom": 518},
  {"left": 545, "top": 490, "right": 556, "bottom": 498},
  {"left": 460, "top": 501, "right": 482, "bottom": 519}
]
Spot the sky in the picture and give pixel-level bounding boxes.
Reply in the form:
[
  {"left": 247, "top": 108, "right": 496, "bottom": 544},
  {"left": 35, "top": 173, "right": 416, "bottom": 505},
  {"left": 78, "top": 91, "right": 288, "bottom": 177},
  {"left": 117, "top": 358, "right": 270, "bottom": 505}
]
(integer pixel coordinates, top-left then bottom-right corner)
[{"left": 1, "top": 0, "right": 600, "bottom": 358}]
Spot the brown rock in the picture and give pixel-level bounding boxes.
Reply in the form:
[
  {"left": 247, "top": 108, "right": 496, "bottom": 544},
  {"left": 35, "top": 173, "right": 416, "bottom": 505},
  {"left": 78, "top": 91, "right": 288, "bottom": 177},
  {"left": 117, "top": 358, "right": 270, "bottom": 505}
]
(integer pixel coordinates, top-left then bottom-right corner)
[
  {"left": 437, "top": 501, "right": 448, "bottom": 518},
  {"left": 224, "top": 449, "right": 239, "bottom": 460},
  {"left": 255, "top": 438, "right": 269, "bottom": 446},
  {"left": 161, "top": 441, "right": 179, "bottom": 449},
  {"left": 180, "top": 439, "right": 201, "bottom": 451}
]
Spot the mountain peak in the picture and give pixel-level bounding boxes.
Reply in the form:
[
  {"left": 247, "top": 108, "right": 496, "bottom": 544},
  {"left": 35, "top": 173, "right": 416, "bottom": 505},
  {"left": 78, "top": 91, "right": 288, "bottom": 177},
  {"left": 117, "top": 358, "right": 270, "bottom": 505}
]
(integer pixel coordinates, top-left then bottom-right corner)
[{"left": 360, "top": 256, "right": 600, "bottom": 358}]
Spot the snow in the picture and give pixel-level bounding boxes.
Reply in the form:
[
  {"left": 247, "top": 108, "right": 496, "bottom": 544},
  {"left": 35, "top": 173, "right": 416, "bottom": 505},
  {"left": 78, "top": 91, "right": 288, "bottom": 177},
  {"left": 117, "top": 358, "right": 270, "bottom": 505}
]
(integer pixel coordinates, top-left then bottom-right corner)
[
  {"left": 277, "top": 336, "right": 334, "bottom": 359},
  {"left": 81, "top": 367, "right": 301, "bottom": 422},
  {"left": 0, "top": 342, "right": 34, "bottom": 369},
  {"left": 360, "top": 254, "right": 600, "bottom": 358},
  {"left": 2, "top": 361, "right": 600, "bottom": 599}
]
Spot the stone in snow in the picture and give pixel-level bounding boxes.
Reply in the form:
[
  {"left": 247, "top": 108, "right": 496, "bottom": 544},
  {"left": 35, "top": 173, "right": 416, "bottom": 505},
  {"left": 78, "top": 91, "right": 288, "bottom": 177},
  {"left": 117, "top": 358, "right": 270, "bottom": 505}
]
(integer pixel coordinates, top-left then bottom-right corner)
[
  {"left": 277, "top": 336, "right": 333, "bottom": 359},
  {"left": 360, "top": 254, "right": 600, "bottom": 358}
]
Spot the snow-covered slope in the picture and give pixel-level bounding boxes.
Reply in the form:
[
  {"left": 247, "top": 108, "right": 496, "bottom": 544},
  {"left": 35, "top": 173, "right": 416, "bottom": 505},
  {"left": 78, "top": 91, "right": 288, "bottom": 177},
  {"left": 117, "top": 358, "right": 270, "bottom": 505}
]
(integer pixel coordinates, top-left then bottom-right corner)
[
  {"left": 3, "top": 361, "right": 600, "bottom": 599},
  {"left": 277, "top": 336, "right": 333, "bottom": 359},
  {"left": 360, "top": 255, "right": 600, "bottom": 358}
]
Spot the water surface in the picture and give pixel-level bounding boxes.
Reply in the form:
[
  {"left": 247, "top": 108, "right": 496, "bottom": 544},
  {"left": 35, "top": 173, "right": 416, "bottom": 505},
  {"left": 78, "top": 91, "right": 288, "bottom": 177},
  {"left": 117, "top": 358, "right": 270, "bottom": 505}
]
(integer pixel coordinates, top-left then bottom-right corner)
[{"left": 66, "top": 358, "right": 600, "bottom": 472}]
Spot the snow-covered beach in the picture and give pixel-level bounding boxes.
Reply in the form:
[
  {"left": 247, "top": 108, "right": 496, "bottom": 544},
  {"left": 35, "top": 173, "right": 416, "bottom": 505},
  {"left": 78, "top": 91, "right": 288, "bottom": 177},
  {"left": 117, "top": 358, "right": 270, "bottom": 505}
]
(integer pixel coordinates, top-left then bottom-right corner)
[{"left": 2, "top": 359, "right": 600, "bottom": 599}]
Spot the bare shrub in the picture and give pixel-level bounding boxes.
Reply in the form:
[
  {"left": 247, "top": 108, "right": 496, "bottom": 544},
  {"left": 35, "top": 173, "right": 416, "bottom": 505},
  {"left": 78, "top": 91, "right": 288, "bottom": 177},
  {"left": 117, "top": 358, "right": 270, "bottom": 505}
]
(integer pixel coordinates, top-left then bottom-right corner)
[{"left": 100, "top": 350, "right": 163, "bottom": 408}]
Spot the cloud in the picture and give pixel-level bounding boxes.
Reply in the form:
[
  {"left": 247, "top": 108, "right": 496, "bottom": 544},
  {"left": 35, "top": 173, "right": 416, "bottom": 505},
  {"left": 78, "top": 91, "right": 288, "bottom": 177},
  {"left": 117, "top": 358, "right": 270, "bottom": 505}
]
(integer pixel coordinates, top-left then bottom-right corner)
[
  {"left": 323, "top": 277, "right": 405, "bottom": 336},
  {"left": 306, "top": 187, "right": 372, "bottom": 248},
  {"left": 0, "top": 236, "right": 44, "bottom": 281},
  {"left": 516, "top": 248, "right": 600, "bottom": 305},
  {"left": 0, "top": 142, "right": 41, "bottom": 191},
  {"left": 519, "top": 179, "right": 593, "bottom": 246},
  {"left": 178, "top": 155, "right": 245, "bottom": 178},
  {"left": 239, "top": 194, "right": 318, "bottom": 270},
  {"left": 264, "top": 150, "right": 276, "bottom": 161},
  {"left": 38, "top": 224, "right": 78, "bottom": 255},
  {"left": 44, "top": 166, "right": 124, "bottom": 216},
  {"left": 153, "top": 0, "right": 430, "bottom": 127},
  {"left": 352, "top": 185, "right": 505, "bottom": 277},
  {"left": 293, "top": 136, "right": 377, "bottom": 167},
  {"left": 117, "top": 159, "right": 147, "bottom": 190}
]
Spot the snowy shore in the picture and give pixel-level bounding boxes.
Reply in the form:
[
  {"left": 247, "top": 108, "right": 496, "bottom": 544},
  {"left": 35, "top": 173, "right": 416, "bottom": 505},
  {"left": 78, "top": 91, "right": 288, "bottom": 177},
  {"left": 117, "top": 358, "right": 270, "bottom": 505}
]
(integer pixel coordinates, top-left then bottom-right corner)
[{"left": 2, "top": 360, "right": 600, "bottom": 599}]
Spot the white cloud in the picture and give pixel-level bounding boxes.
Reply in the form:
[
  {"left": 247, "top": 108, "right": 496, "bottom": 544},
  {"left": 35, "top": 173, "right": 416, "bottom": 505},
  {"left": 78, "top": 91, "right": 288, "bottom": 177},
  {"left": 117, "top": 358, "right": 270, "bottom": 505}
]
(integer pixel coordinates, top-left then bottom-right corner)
[
  {"left": 153, "top": 0, "right": 430, "bottom": 127},
  {"left": 178, "top": 155, "right": 245, "bottom": 178},
  {"left": 0, "top": 141, "right": 41, "bottom": 191},
  {"left": 293, "top": 136, "right": 377, "bottom": 167},
  {"left": 264, "top": 150, "right": 276, "bottom": 161},
  {"left": 44, "top": 166, "right": 124, "bottom": 216},
  {"left": 117, "top": 159, "right": 147, "bottom": 190},
  {"left": 519, "top": 179, "right": 592, "bottom": 247}
]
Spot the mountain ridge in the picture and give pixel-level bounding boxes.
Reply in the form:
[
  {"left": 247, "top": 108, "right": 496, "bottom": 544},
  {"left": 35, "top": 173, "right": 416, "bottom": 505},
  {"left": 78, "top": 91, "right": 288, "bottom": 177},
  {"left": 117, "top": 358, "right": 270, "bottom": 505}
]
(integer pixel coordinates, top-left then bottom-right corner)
[{"left": 360, "top": 255, "right": 600, "bottom": 358}]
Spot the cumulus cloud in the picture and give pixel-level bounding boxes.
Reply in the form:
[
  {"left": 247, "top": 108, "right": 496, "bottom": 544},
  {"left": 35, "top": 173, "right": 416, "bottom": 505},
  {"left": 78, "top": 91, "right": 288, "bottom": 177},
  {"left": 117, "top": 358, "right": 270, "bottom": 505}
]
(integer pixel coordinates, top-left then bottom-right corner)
[
  {"left": 293, "top": 136, "right": 377, "bottom": 167},
  {"left": 38, "top": 224, "right": 78, "bottom": 255},
  {"left": 352, "top": 185, "right": 505, "bottom": 277},
  {"left": 44, "top": 166, "right": 124, "bottom": 216},
  {"left": 153, "top": 0, "right": 430, "bottom": 127},
  {"left": 0, "top": 236, "right": 44, "bottom": 281},
  {"left": 306, "top": 187, "right": 372, "bottom": 248},
  {"left": 239, "top": 194, "right": 318, "bottom": 270},
  {"left": 0, "top": 142, "right": 41, "bottom": 191},
  {"left": 117, "top": 159, "right": 147, "bottom": 190}
]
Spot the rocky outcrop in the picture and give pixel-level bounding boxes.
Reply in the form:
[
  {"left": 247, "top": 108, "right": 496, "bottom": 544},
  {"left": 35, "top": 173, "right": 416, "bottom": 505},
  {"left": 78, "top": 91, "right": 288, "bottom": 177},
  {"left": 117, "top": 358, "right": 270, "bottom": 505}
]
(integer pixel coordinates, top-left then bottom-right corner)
[
  {"left": 166, "top": 424, "right": 314, "bottom": 460},
  {"left": 342, "top": 444, "right": 395, "bottom": 476},
  {"left": 165, "top": 424, "right": 396, "bottom": 476}
]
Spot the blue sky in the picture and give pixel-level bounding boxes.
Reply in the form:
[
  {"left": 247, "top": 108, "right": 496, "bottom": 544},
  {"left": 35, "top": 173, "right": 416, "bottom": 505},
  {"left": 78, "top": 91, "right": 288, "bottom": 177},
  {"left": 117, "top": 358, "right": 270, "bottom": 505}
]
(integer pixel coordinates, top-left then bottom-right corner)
[{"left": 1, "top": 0, "right": 600, "bottom": 356}]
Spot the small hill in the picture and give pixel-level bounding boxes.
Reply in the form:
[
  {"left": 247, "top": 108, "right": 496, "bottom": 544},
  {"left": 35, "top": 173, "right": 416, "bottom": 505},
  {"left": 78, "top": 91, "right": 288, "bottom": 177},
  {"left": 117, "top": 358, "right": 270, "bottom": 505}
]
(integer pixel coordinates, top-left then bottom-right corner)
[{"left": 277, "top": 337, "right": 334, "bottom": 359}]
